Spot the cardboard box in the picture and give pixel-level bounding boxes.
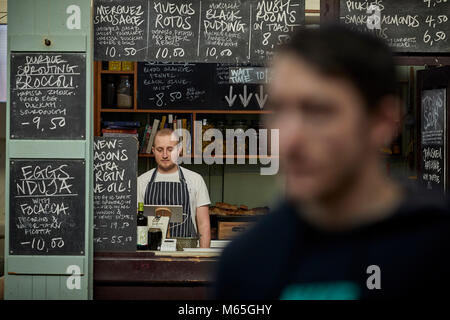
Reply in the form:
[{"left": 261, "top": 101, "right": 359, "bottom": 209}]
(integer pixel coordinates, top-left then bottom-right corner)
[
  {"left": 218, "top": 221, "right": 254, "bottom": 240},
  {"left": 108, "top": 61, "right": 121, "bottom": 71}
]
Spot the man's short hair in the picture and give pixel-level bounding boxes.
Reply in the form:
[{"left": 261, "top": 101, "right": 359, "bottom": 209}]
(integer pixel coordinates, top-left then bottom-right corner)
[
  {"left": 154, "top": 128, "right": 180, "bottom": 144},
  {"left": 278, "top": 24, "right": 398, "bottom": 111}
]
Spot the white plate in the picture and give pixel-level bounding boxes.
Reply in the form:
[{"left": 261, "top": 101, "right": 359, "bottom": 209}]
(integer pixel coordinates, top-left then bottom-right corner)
[
  {"left": 210, "top": 240, "right": 231, "bottom": 248},
  {"left": 182, "top": 248, "right": 223, "bottom": 252}
]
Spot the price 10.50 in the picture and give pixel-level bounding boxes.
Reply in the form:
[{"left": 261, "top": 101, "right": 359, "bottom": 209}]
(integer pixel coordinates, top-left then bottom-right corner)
[
  {"left": 24, "top": 237, "right": 65, "bottom": 252},
  {"left": 105, "top": 47, "right": 137, "bottom": 58}
]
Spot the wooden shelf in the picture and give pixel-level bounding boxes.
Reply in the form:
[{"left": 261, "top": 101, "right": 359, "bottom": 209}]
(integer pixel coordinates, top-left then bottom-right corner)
[
  {"left": 137, "top": 154, "right": 277, "bottom": 159},
  {"left": 101, "top": 108, "right": 135, "bottom": 112},
  {"left": 199, "top": 155, "right": 277, "bottom": 159},
  {"left": 138, "top": 153, "right": 155, "bottom": 158},
  {"left": 100, "top": 70, "right": 135, "bottom": 74},
  {"left": 194, "top": 110, "right": 273, "bottom": 114},
  {"left": 100, "top": 108, "right": 273, "bottom": 114}
]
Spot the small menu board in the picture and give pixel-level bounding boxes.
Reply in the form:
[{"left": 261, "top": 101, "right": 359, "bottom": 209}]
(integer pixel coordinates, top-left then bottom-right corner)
[
  {"left": 94, "top": 137, "right": 138, "bottom": 252},
  {"left": 9, "top": 159, "right": 85, "bottom": 255},
  {"left": 250, "top": 0, "right": 304, "bottom": 61},
  {"left": 214, "top": 63, "right": 263, "bottom": 109},
  {"left": 138, "top": 62, "right": 212, "bottom": 109},
  {"left": 198, "top": 0, "right": 251, "bottom": 62},
  {"left": 138, "top": 62, "right": 268, "bottom": 110},
  {"left": 93, "top": 0, "right": 149, "bottom": 61},
  {"left": 94, "top": 0, "right": 305, "bottom": 63},
  {"left": 421, "top": 88, "right": 447, "bottom": 191},
  {"left": 10, "top": 52, "right": 86, "bottom": 140},
  {"left": 339, "top": 0, "right": 450, "bottom": 53},
  {"left": 229, "top": 66, "right": 269, "bottom": 84},
  {"left": 148, "top": 0, "right": 201, "bottom": 62}
]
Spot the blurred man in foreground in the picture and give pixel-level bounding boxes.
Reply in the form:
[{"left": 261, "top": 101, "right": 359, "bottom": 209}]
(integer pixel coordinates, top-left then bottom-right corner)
[{"left": 214, "top": 25, "right": 450, "bottom": 299}]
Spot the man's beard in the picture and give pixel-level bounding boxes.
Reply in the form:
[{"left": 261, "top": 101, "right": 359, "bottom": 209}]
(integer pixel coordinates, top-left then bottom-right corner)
[{"left": 158, "top": 161, "right": 177, "bottom": 172}]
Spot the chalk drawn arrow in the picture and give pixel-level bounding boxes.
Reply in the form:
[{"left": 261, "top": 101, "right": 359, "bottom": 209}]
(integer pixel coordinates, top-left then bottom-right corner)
[
  {"left": 239, "top": 85, "right": 253, "bottom": 108},
  {"left": 225, "top": 86, "right": 237, "bottom": 107},
  {"left": 255, "top": 85, "right": 268, "bottom": 109}
]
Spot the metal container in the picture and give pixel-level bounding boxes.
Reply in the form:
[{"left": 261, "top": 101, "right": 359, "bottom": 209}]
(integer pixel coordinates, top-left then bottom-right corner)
[{"left": 174, "top": 237, "right": 199, "bottom": 251}]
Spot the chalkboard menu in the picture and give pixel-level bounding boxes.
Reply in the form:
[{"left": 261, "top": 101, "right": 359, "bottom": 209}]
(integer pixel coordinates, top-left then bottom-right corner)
[
  {"left": 94, "top": 0, "right": 305, "bottom": 63},
  {"left": 138, "top": 62, "right": 213, "bottom": 109},
  {"left": 10, "top": 52, "right": 86, "bottom": 140},
  {"left": 251, "top": 0, "right": 304, "bottom": 61},
  {"left": 94, "top": 137, "right": 138, "bottom": 252},
  {"left": 149, "top": 0, "right": 201, "bottom": 62},
  {"left": 340, "top": 0, "right": 450, "bottom": 53},
  {"left": 421, "top": 89, "right": 447, "bottom": 191},
  {"left": 214, "top": 63, "right": 262, "bottom": 109},
  {"left": 138, "top": 62, "right": 268, "bottom": 110},
  {"left": 94, "top": 0, "right": 149, "bottom": 61},
  {"left": 229, "top": 66, "right": 269, "bottom": 84},
  {"left": 199, "top": 0, "right": 250, "bottom": 62},
  {"left": 9, "top": 159, "right": 85, "bottom": 255}
]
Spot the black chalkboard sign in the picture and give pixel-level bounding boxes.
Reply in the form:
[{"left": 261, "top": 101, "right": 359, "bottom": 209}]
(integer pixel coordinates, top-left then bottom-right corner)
[
  {"left": 148, "top": 0, "right": 201, "bottom": 62},
  {"left": 420, "top": 88, "right": 447, "bottom": 191},
  {"left": 137, "top": 62, "right": 268, "bottom": 110},
  {"left": 94, "top": 0, "right": 149, "bottom": 61},
  {"left": 214, "top": 63, "right": 265, "bottom": 109},
  {"left": 138, "top": 62, "right": 213, "bottom": 109},
  {"left": 229, "top": 66, "right": 269, "bottom": 84},
  {"left": 94, "top": 0, "right": 305, "bottom": 63},
  {"left": 198, "top": 0, "right": 251, "bottom": 63},
  {"left": 94, "top": 137, "right": 138, "bottom": 252},
  {"left": 10, "top": 52, "right": 86, "bottom": 140},
  {"left": 250, "top": 0, "right": 305, "bottom": 61},
  {"left": 340, "top": 0, "right": 450, "bottom": 53},
  {"left": 9, "top": 159, "right": 85, "bottom": 255}
]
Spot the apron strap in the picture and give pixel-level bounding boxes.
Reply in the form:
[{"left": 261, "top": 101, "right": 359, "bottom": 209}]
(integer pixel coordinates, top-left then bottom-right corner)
[
  {"left": 149, "top": 166, "right": 158, "bottom": 184},
  {"left": 150, "top": 166, "right": 185, "bottom": 184},
  {"left": 178, "top": 166, "right": 187, "bottom": 184}
]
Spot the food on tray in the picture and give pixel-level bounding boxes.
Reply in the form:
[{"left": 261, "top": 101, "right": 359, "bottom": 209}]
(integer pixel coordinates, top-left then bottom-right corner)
[{"left": 209, "top": 202, "right": 269, "bottom": 216}]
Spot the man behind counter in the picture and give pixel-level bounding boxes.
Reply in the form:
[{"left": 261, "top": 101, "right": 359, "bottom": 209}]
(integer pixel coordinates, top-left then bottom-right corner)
[
  {"left": 137, "top": 128, "right": 211, "bottom": 248},
  {"left": 214, "top": 25, "right": 450, "bottom": 299}
]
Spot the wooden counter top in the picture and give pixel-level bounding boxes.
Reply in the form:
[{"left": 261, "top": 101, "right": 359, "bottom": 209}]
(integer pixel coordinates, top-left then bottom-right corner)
[{"left": 94, "top": 251, "right": 219, "bottom": 299}]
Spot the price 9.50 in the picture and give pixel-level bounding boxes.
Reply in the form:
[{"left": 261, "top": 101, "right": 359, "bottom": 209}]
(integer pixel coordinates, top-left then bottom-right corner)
[{"left": 24, "top": 116, "right": 66, "bottom": 131}]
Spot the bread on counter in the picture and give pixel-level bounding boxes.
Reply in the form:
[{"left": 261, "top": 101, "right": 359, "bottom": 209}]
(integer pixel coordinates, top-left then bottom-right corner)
[
  {"left": 209, "top": 202, "right": 269, "bottom": 216},
  {"left": 215, "top": 202, "right": 238, "bottom": 211}
]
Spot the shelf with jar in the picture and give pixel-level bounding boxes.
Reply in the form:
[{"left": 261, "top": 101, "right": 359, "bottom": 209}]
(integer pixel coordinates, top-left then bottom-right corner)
[{"left": 94, "top": 61, "right": 275, "bottom": 162}]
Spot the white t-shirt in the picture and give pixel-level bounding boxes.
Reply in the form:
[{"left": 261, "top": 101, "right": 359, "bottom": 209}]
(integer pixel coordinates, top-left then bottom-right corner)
[{"left": 137, "top": 166, "right": 211, "bottom": 233}]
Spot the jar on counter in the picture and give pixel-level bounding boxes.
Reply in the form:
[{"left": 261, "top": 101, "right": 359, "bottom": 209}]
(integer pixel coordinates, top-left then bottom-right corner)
[
  {"left": 252, "top": 120, "right": 267, "bottom": 156},
  {"left": 202, "top": 119, "right": 215, "bottom": 153},
  {"left": 148, "top": 227, "right": 162, "bottom": 250},
  {"left": 216, "top": 120, "right": 227, "bottom": 154},
  {"left": 104, "top": 75, "right": 116, "bottom": 108},
  {"left": 116, "top": 75, "right": 133, "bottom": 108},
  {"left": 232, "top": 120, "right": 248, "bottom": 155}
]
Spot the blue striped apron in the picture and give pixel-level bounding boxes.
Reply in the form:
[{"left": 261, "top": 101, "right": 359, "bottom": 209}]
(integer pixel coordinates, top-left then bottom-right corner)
[{"left": 144, "top": 167, "right": 196, "bottom": 238}]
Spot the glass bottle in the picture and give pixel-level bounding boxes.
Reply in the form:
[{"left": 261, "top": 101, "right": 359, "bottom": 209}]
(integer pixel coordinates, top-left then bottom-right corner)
[
  {"left": 116, "top": 75, "right": 132, "bottom": 108},
  {"left": 216, "top": 120, "right": 226, "bottom": 154},
  {"left": 136, "top": 202, "right": 148, "bottom": 250},
  {"left": 104, "top": 75, "right": 116, "bottom": 108},
  {"left": 232, "top": 120, "right": 248, "bottom": 155},
  {"left": 148, "top": 227, "right": 163, "bottom": 251}
]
